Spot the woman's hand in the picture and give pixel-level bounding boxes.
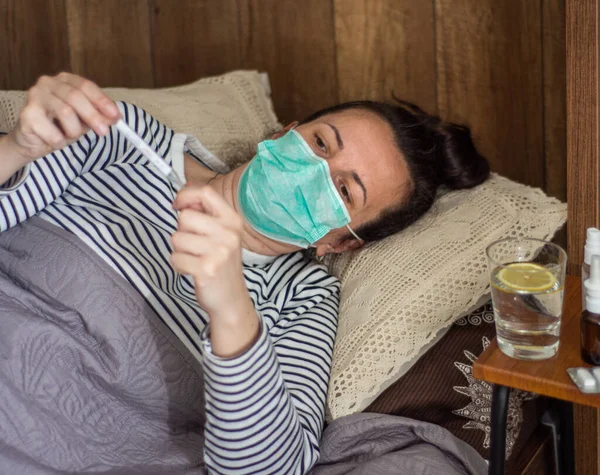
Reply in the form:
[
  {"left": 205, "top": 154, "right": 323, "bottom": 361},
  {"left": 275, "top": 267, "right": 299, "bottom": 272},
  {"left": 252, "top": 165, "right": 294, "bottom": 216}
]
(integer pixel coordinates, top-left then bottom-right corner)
[
  {"left": 171, "top": 186, "right": 260, "bottom": 358},
  {"left": 6, "top": 72, "right": 120, "bottom": 164}
]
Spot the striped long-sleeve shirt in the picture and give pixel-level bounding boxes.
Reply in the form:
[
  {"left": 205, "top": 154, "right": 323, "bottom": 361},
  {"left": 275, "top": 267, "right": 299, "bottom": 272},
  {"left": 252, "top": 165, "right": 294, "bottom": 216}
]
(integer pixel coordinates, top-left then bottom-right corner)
[{"left": 0, "top": 102, "right": 340, "bottom": 474}]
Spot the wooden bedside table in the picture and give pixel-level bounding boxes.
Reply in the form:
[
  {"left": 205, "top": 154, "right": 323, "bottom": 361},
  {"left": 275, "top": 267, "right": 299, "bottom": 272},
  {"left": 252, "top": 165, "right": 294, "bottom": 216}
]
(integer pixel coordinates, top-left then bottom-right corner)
[{"left": 474, "top": 275, "right": 600, "bottom": 475}]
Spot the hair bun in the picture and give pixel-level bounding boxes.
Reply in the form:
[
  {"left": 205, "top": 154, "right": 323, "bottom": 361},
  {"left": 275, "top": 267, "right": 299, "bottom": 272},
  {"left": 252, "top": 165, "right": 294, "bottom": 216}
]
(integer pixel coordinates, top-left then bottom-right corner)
[{"left": 432, "top": 121, "right": 490, "bottom": 189}]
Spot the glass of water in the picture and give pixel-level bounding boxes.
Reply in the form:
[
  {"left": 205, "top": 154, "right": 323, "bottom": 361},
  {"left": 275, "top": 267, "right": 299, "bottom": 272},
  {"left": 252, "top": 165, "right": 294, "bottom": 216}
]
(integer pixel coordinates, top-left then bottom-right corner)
[{"left": 486, "top": 238, "right": 567, "bottom": 360}]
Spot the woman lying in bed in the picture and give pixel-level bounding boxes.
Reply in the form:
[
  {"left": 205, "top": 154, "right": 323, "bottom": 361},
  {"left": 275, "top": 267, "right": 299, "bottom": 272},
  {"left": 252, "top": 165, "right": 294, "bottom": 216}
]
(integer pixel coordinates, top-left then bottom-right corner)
[{"left": 0, "top": 73, "right": 489, "bottom": 474}]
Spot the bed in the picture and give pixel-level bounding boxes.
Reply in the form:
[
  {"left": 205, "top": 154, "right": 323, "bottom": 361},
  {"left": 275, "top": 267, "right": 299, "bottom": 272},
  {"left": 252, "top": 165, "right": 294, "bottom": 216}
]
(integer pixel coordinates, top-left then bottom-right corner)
[{"left": 0, "top": 0, "right": 597, "bottom": 473}]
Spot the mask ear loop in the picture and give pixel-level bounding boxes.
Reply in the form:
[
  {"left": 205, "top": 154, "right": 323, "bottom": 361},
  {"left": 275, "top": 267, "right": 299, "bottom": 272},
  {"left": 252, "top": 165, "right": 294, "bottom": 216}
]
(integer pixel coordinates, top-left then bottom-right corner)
[{"left": 346, "top": 224, "right": 363, "bottom": 244}]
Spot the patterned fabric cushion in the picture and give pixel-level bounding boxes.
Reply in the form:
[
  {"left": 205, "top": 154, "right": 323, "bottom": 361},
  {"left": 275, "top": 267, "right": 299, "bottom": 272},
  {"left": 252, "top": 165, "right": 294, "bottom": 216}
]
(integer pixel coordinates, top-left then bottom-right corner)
[{"left": 366, "top": 301, "right": 545, "bottom": 465}]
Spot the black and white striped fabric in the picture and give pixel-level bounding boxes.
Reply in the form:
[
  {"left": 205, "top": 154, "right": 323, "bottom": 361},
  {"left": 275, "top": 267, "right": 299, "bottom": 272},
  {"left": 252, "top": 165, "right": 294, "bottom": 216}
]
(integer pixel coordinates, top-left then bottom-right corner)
[{"left": 0, "top": 102, "right": 340, "bottom": 474}]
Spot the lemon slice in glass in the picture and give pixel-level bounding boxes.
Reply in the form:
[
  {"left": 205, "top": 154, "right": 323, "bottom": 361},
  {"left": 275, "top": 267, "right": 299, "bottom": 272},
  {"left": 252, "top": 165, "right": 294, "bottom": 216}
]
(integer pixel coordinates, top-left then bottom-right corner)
[{"left": 497, "top": 262, "right": 557, "bottom": 292}]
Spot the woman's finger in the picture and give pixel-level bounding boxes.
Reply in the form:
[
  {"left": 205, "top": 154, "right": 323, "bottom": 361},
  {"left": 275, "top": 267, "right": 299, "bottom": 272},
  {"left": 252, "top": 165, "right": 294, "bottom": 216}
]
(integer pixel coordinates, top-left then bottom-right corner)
[
  {"left": 50, "top": 78, "right": 114, "bottom": 136},
  {"left": 41, "top": 94, "right": 85, "bottom": 139},
  {"left": 171, "top": 232, "right": 214, "bottom": 256},
  {"left": 21, "top": 107, "right": 67, "bottom": 150},
  {"left": 174, "top": 186, "right": 242, "bottom": 229},
  {"left": 171, "top": 252, "right": 219, "bottom": 281},
  {"left": 171, "top": 252, "right": 202, "bottom": 277},
  {"left": 58, "top": 72, "right": 121, "bottom": 119},
  {"left": 177, "top": 208, "right": 223, "bottom": 235}
]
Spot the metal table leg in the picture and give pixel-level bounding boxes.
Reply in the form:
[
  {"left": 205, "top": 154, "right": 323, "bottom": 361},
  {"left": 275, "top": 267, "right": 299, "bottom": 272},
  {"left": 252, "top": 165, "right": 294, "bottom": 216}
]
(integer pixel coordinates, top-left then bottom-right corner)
[
  {"left": 541, "top": 407, "right": 562, "bottom": 474},
  {"left": 557, "top": 401, "right": 575, "bottom": 475},
  {"left": 542, "top": 400, "right": 576, "bottom": 475},
  {"left": 489, "top": 384, "right": 510, "bottom": 475}
]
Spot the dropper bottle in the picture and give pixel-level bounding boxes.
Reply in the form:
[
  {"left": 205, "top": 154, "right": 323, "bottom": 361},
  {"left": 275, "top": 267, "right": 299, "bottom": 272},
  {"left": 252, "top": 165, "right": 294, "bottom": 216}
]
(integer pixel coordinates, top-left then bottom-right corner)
[
  {"left": 581, "top": 255, "right": 600, "bottom": 365},
  {"left": 582, "top": 228, "right": 600, "bottom": 310}
]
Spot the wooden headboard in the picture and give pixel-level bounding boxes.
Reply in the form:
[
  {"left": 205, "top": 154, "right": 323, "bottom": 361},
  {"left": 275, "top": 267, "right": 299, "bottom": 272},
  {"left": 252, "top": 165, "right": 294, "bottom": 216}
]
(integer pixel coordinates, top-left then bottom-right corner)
[{"left": 1, "top": 0, "right": 578, "bottom": 262}]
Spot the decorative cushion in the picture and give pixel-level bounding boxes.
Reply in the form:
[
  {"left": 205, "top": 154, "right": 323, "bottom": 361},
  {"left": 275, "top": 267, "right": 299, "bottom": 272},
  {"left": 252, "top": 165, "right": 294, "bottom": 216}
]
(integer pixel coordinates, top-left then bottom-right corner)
[{"left": 366, "top": 301, "right": 544, "bottom": 466}]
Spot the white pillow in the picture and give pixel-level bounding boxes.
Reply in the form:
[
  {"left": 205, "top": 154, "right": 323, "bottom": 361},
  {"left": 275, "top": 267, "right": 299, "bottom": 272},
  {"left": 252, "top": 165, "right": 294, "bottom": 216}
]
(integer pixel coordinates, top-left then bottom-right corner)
[
  {"left": 0, "top": 70, "right": 281, "bottom": 169},
  {"left": 325, "top": 174, "right": 566, "bottom": 420}
]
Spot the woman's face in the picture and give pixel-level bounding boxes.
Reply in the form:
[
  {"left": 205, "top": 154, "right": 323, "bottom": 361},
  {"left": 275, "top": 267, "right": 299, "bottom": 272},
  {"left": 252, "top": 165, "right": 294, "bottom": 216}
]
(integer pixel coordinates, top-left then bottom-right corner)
[{"left": 291, "top": 109, "right": 412, "bottom": 254}]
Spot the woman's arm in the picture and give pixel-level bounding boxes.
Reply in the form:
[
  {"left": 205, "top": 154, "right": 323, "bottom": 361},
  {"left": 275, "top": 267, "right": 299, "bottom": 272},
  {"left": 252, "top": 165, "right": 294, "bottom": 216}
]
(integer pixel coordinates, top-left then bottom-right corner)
[
  {"left": 200, "top": 289, "right": 339, "bottom": 474},
  {"left": 0, "top": 135, "right": 31, "bottom": 186},
  {"left": 0, "top": 127, "right": 105, "bottom": 232},
  {"left": 1, "top": 80, "right": 176, "bottom": 234},
  {"left": 169, "top": 186, "right": 338, "bottom": 474},
  {"left": 0, "top": 73, "right": 122, "bottom": 231},
  {"left": 171, "top": 186, "right": 261, "bottom": 358}
]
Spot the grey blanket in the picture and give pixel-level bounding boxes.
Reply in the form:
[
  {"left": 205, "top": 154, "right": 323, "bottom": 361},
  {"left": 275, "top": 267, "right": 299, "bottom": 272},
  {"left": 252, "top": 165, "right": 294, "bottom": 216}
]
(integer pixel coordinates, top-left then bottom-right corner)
[
  {"left": 0, "top": 218, "right": 207, "bottom": 474},
  {"left": 312, "top": 413, "right": 487, "bottom": 475},
  {"left": 0, "top": 217, "right": 486, "bottom": 475}
]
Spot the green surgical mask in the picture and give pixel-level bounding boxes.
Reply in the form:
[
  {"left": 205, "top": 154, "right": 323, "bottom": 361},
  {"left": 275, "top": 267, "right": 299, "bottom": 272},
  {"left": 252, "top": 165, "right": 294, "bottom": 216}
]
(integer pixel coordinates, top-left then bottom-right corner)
[{"left": 238, "top": 129, "right": 362, "bottom": 248}]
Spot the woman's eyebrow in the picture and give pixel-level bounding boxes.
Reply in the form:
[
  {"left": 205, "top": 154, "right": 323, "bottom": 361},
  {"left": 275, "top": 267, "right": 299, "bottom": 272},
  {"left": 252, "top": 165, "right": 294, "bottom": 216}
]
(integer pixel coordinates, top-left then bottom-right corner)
[
  {"left": 325, "top": 123, "right": 343, "bottom": 149},
  {"left": 352, "top": 171, "right": 367, "bottom": 205}
]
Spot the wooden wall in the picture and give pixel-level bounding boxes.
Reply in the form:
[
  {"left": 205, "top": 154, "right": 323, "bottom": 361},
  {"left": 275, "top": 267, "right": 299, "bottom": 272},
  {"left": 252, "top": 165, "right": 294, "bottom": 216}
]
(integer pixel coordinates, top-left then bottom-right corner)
[
  {"left": 566, "top": 0, "right": 599, "bottom": 277},
  {"left": 0, "top": 0, "right": 566, "bottom": 200}
]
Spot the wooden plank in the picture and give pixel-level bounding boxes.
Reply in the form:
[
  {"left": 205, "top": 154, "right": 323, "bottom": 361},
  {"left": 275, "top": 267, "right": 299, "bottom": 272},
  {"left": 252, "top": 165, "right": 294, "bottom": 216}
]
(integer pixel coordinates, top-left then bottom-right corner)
[
  {"left": 151, "top": 0, "right": 241, "bottom": 88},
  {"left": 573, "top": 405, "right": 600, "bottom": 475},
  {"left": 436, "top": 0, "right": 544, "bottom": 188},
  {"left": 543, "top": 0, "right": 568, "bottom": 251},
  {"left": 0, "top": 0, "right": 70, "bottom": 90},
  {"left": 334, "top": 0, "right": 436, "bottom": 113},
  {"left": 65, "top": 0, "right": 153, "bottom": 87},
  {"left": 543, "top": 0, "right": 567, "bottom": 202},
  {"left": 239, "top": 0, "right": 338, "bottom": 123},
  {"left": 566, "top": 0, "right": 599, "bottom": 276}
]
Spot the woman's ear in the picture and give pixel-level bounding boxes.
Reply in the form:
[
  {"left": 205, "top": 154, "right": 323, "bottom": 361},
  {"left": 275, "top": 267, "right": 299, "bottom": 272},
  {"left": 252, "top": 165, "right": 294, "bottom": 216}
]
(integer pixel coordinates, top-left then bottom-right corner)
[
  {"left": 316, "top": 238, "right": 363, "bottom": 257},
  {"left": 271, "top": 121, "right": 299, "bottom": 140},
  {"left": 314, "top": 242, "right": 334, "bottom": 258},
  {"left": 330, "top": 238, "right": 363, "bottom": 254}
]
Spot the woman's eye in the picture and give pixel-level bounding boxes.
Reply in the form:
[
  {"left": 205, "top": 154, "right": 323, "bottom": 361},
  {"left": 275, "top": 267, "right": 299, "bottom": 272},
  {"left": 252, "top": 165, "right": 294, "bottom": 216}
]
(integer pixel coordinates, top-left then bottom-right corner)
[
  {"left": 340, "top": 183, "right": 350, "bottom": 200},
  {"left": 315, "top": 134, "right": 327, "bottom": 152}
]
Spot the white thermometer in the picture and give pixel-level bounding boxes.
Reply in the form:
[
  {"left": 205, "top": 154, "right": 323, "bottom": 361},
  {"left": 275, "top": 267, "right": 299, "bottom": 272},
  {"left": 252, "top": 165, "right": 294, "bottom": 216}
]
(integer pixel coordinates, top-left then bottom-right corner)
[{"left": 114, "top": 119, "right": 184, "bottom": 189}]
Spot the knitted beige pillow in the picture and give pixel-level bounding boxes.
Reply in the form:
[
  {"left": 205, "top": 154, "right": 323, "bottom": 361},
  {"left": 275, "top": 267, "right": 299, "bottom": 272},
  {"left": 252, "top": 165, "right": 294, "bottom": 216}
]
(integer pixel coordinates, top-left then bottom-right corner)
[
  {"left": 325, "top": 174, "right": 566, "bottom": 420},
  {"left": 0, "top": 70, "right": 280, "bottom": 169}
]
